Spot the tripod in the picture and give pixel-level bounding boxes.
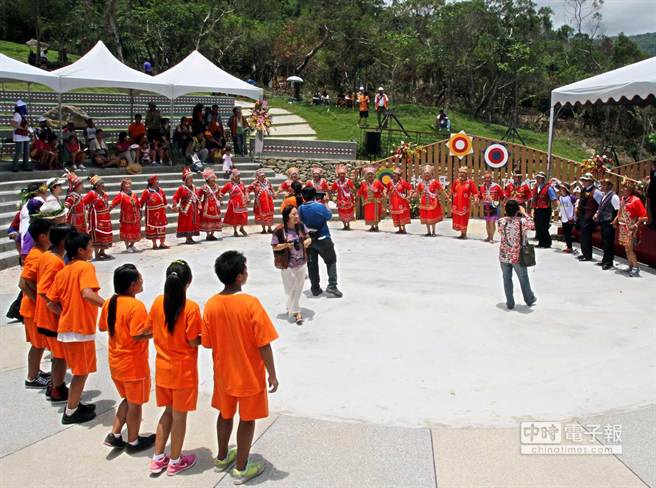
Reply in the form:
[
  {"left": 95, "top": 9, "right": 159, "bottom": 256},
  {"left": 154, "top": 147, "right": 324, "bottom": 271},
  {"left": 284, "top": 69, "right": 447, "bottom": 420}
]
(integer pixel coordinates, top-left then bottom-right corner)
[
  {"left": 502, "top": 122, "right": 526, "bottom": 146},
  {"left": 377, "top": 109, "right": 411, "bottom": 139}
]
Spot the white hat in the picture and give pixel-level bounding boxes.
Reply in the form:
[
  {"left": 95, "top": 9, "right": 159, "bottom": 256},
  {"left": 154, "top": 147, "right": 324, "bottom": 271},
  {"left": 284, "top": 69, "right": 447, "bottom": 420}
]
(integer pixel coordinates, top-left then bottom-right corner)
[
  {"left": 15, "top": 99, "right": 26, "bottom": 107},
  {"left": 378, "top": 86, "right": 384, "bottom": 91},
  {"left": 359, "top": 86, "right": 364, "bottom": 91},
  {"left": 46, "top": 177, "right": 65, "bottom": 189},
  {"left": 35, "top": 200, "right": 68, "bottom": 220},
  {"left": 38, "top": 116, "right": 47, "bottom": 122}
]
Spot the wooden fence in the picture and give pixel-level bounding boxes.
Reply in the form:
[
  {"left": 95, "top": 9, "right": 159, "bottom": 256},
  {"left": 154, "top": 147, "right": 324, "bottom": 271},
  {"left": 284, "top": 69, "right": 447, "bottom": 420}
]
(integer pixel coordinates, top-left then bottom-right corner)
[{"left": 367, "top": 135, "right": 576, "bottom": 218}]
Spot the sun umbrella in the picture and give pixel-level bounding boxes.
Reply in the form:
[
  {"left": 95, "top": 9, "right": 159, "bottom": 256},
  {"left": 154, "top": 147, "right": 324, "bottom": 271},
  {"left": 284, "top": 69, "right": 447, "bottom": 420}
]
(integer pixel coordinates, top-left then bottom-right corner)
[
  {"left": 286, "top": 76, "right": 304, "bottom": 83},
  {"left": 26, "top": 39, "right": 48, "bottom": 49}
]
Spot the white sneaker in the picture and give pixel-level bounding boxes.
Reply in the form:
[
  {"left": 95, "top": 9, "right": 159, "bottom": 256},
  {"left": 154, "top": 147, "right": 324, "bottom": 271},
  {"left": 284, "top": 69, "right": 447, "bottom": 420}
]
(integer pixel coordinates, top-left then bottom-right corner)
[{"left": 78, "top": 163, "right": 86, "bottom": 169}]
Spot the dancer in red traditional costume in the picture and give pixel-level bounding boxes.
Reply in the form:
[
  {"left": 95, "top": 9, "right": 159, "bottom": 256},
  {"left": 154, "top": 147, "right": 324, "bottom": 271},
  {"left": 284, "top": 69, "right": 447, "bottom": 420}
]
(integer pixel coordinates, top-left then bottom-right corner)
[
  {"left": 140, "top": 175, "right": 169, "bottom": 250},
  {"left": 330, "top": 165, "right": 356, "bottom": 230},
  {"left": 64, "top": 171, "right": 87, "bottom": 233},
  {"left": 221, "top": 169, "right": 249, "bottom": 237},
  {"left": 277, "top": 167, "right": 301, "bottom": 196},
  {"left": 414, "top": 165, "right": 446, "bottom": 237},
  {"left": 306, "top": 166, "right": 330, "bottom": 206},
  {"left": 110, "top": 177, "right": 142, "bottom": 252},
  {"left": 504, "top": 170, "right": 532, "bottom": 209},
  {"left": 478, "top": 172, "right": 505, "bottom": 242},
  {"left": 357, "top": 166, "right": 385, "bottom": 232},
  {"left": 613, "top": 180, "right": 648, "bottom": 277},
  {"left": 386, "top": 167, "right": 412, "bottom": 234},
  {"left": 83, "top": 174, "right": 113, "bottom": 259},
  {"left": 450, "top": 166, "right": 478, "bottom": 239},
  {"left": 172, "top": 167, "right": 200, "bottom": 244},
  {"left": 197, "top": 168, "right": 223, "bottom": 241},
  {"left": 248, "top": 168, "right": 275, "bottom": 233}
]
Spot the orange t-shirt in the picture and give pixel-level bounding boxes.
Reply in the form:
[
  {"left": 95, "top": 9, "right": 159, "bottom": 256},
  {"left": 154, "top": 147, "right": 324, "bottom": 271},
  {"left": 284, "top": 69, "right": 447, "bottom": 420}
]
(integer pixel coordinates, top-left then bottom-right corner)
[
  {"left": 358, "top": 95, "right": 370, "bottom": 112},
  {"left": 128, "top": 122, "right": 146, "bottom": 141},
  {"left": 99, "top": 296, "right": 150, "bottom": 382},
  {"left": 147, "top": 295, "right": 201, "bottom": 389},
  {"left": 19, "top": 247, "right": 44, "bottom": 319},
  {"left": 46, "top": 260, "right": 100, "bottom": 335},
  {"left": 34, "top": 251, "right": 65, "bottom": 332},
  {"left": 202, "top": 293, "right": 279, "bottom": 397}
]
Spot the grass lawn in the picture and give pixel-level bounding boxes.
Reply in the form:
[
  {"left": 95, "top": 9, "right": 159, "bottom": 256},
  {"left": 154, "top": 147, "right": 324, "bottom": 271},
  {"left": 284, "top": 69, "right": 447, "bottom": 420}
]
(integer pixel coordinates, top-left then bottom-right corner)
[{"left": 269, "top": 97, "right": 588, "bottom": 161}]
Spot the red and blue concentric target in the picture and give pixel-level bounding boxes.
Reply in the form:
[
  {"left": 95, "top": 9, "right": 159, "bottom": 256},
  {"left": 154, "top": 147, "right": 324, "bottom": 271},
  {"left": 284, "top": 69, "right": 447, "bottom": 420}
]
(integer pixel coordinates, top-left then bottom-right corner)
[{"left": 484, "top": 144, "right": 509, "bottom": 169}]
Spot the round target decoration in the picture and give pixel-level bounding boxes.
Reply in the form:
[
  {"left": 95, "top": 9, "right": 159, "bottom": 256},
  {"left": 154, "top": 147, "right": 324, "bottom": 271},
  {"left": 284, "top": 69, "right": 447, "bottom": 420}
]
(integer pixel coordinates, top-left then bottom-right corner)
[
  {"left": 376, "top": 167, "right": 395, "bottom": 186},
  {"left": 484, "top": 143, "right": 509, "bottom": 169},
  {"left": 447, "top": 131, "right": 474, "bottom": 159}
]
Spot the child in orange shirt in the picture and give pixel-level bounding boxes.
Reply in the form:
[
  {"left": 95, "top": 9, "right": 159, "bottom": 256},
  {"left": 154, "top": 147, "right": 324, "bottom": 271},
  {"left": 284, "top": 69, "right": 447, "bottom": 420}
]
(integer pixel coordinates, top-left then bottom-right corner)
[
  {"left": 202, "top": 251, "right": 279, "bottom": 484},
  {"left": 99, "top": 264, "right": 156, "bottom": 452},
  {"left": 19, "top": 218, "right": 53, "bottom": 389},
  {"left": 148, "top": 260, "right": 202, "bottom": 476},
  {"left": 47, "top": 232, "right": 104, "bottom": 424},
  {"left": 35, "top": 223, "right": 74, "bottom": 403}
]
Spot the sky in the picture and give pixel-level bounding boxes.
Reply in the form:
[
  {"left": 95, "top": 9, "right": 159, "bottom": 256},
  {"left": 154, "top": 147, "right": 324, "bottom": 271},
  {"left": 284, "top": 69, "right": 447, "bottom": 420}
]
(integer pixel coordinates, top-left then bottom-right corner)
[{"left": 533, "top": 0, "right": 656, "bottom": 36}]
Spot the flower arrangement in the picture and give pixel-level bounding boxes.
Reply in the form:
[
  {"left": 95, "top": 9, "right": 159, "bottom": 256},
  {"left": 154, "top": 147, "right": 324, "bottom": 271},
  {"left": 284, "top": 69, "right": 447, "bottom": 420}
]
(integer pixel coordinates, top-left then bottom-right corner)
[
  {"left": 580, "top": 154, "right": 613, "bottom": 178},
  {"left": 391, "top": 141, "right": 425, "bottom": 164},
  {"left": 247, "top": 100, "right": 272, "bottom": 135}
]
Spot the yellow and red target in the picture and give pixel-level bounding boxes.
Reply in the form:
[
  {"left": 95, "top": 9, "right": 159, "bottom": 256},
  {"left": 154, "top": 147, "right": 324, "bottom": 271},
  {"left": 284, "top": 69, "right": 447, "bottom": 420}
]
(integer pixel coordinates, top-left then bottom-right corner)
[
  {"left": 376, "top": 167, "right": 395, "bottom": 186},
  {"left": 447, "top": 131, "right": 473, "bottom": 159}
]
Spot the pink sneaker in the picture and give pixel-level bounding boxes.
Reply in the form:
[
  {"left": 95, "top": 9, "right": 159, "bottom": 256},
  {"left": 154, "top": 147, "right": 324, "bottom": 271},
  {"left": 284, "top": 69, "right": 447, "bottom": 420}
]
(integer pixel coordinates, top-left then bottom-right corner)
[
  {"left": 166, "top": 453, "right": 197, "bottom": 476},
  {"left": 149, "top": 455, "right": 170, "bottom": 475}
]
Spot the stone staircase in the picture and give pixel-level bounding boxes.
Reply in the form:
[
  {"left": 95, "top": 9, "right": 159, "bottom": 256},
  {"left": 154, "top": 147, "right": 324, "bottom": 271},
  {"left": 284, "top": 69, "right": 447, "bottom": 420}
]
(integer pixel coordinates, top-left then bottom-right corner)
[{"left": 0, "top": 157, "right": 338, "bottom": 270}]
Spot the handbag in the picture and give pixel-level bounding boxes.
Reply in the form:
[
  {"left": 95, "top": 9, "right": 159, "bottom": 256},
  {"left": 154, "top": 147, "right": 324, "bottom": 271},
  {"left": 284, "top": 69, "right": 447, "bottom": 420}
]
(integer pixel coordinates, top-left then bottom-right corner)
[
  {"left": 272, "top": 227, "right": 289, "bottom": 270},
  {"left": 519, "top": 220, "right": 536, "bottom": 267}
]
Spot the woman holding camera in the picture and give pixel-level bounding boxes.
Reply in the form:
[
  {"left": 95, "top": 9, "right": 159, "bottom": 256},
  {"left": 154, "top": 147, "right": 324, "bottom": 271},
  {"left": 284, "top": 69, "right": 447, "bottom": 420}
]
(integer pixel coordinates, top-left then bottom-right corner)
[{"left": 272, "top": 205, "right": 312, "bottom": 325}]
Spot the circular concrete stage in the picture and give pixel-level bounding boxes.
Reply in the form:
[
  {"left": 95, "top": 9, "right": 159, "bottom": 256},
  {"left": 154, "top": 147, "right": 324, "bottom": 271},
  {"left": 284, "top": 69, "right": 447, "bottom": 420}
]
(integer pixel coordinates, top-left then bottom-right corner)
[{"left": 1, "top": 219, "right": 653, "bottom": 428}]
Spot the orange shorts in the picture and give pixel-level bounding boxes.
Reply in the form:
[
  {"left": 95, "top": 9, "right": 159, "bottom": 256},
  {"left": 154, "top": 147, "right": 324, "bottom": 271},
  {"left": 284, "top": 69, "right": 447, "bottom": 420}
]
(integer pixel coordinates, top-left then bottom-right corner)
[
  {"left": 114, "top": 377, "right": 151, "bottom": 405},
  {"left": 63, "top": 341, "right": 97, "bottom": 376},
  {"left": 212, "top": 382, "right": 269, "bottom": 421},
  {"left": 45, "top": 335, "right": 66, "bottom": 359},
  {"left": 156, "top": 385, "right": 197, "bottom": 412},
  {"left": 24, "top": 317, "right": 47, "bottom": 349}
]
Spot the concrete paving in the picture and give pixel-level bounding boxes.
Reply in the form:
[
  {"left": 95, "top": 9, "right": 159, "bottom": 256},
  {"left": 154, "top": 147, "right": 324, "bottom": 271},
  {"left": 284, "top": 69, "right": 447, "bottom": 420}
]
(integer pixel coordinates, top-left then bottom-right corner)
[{"left": 0, "top": 218, "right": 653, "bottom": 487}]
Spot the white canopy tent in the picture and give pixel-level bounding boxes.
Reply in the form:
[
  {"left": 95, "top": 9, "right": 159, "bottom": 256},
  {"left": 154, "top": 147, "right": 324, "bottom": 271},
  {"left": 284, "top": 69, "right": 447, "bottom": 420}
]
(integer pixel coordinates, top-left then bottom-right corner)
[
  {"left": 546, "top": 56, "right": 656, "bottom": 174},
  {"left": 52, "top": 40, "right": 171, "bottom": 96},
  {"left": 0, "top": 52, "right": 60, "bottom": 91},
  {"left": 154, "top": 50, "right": 262, "bottom": 100}
]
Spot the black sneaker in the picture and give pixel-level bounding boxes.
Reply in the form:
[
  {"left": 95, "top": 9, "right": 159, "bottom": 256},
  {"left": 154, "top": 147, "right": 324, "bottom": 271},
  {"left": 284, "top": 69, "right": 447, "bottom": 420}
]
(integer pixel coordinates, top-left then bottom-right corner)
[
  {"left": 311, "top": 288, "right": 323, "bottom": 296},
  {"left": 78, "top": 402, "right": 96, "bottom": 413},
  {"left": 38, "top": 370, "right": 52, "bottom": 380},
  {"left": 325, "top": 286, "right": 343, "bottom": 298},
  {"left": 49, "top": 384, "right": 69, "bottom": 404},
  {"left": 125, "top": 434, "right": 156, "bottom": 454},
  {"left": 25, "top": 375, "right": 49, "bottom": 389},
  {"left": 104, "top": 433, "right": 126, "bottom": 449},
  {"left": 62, "top": 407, "right": 96, "bottom": 424},
  {"left": 45, "top": 381, "right": 53, "bottom": 399}
]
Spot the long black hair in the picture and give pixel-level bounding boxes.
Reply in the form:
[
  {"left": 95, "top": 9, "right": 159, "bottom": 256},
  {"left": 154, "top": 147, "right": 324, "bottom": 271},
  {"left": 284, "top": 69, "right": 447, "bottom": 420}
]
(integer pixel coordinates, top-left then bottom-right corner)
[
  {"left": 107, "top": 264, "right": 140, "bottom": 337},
  {"left": 164, "top": 260, "right": 192, "bottom": 334},
  {"left": 282, "top": 204, "right": 303, "bottom": 234}
]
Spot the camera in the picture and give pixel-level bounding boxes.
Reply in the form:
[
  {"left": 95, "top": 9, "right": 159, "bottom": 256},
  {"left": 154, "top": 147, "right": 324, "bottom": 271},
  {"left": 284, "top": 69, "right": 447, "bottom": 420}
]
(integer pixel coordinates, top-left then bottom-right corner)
[{"left": 291, "top": 239, "right": 301, "bottom": 251}]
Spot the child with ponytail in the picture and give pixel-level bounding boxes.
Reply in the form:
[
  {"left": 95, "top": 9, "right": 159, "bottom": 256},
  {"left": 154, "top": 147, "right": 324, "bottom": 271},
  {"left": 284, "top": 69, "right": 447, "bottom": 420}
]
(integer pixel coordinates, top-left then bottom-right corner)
[
  {"left": 147, "top": 260, "right": 202, "bottom": 476},
  {"left": 98, "top": 264, "right": 155, "bottom": 452}
]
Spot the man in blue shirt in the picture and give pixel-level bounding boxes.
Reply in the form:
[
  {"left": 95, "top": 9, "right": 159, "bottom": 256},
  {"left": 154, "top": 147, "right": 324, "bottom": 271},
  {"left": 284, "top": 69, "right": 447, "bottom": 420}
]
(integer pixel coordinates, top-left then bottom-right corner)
[{"left": 298, "top": 187, "right": 342, "bottom": 297}]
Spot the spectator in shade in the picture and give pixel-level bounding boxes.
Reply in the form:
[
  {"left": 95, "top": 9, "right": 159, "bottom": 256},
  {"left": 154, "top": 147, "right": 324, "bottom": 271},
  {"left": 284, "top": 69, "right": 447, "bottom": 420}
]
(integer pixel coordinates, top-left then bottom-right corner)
[
  {"left": 31, "top": 131, "right": 58, "bottom": 170},
  {"left": 374, "top": 87, "right": 389, "bottom": 128},
  {"left": 557, "top": 183, "right": 576, "bottom": 254},
  {"left": 228, "top": 107, "right": 247, "bottom": 156},
  {"left": 92, "top": 129, "right": 117, "bottom": 168},
  {"left": 191, "top": 104, "right": 206, "bottom": 136},
  {"left": 174, "top": 116, "right": 192, "bottom": 158},
  {"left": 10, "top": 100, "right": 31, "bottom": 172},
  {"left": 128, "top": 114, "right": 146, "bottom": 143},
  {"left": 65, "top": 134, "right": 85, "bottom": 170},
  {"left": 62, "top": 121, "right": 77, "bottom": 140},
  {"left": 35, "top": 116, "right": 56, "bottom": 146},
  {"left": 83, "top": 118, "right": 97, "bottom": 152},
  {"left": 145, "top": 103, "right": 162, "bottom": 144},
  {"left": 115, "top": 131, "right": 136, "bottom": 164},
  {"left": 497, "top": 199, "right": 537, "bottom": 310},
  {"left": 594, "top": 178, "right": 620, "bottom": 270},
  {"left": 436, "top": 109, "right": 450, "bottom": 131}
]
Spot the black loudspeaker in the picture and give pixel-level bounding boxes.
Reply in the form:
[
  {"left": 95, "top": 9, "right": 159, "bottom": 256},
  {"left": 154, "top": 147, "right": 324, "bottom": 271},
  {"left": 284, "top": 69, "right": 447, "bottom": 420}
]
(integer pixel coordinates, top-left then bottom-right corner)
[{"left": 364, "top": 131, "right": 381, "bottom": 155}]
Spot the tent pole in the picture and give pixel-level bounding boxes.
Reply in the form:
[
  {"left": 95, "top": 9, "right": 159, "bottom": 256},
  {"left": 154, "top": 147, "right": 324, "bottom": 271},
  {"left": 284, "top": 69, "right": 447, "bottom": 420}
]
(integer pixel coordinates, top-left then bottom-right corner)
[
  {"left": 546, "top": 103, "right": 555, "bottom": 179},
  {"left": 129, "top": 89, "right": 134, "bottom": 119},
  {"left": 27, "top": 82, "right": 32, "bottom": 115},
  {"left": 58, "top": 92, "right": 63, "bottom": 147}
]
